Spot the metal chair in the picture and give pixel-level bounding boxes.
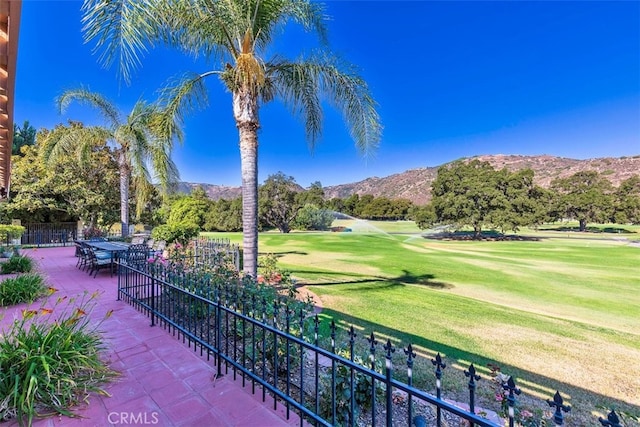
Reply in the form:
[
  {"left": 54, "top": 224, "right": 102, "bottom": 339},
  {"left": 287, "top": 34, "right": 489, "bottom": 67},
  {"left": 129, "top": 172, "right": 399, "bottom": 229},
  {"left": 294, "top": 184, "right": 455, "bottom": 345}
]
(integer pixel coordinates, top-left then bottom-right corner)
[
  {"left": 123, "top": 244, "right": 150, "bottom": 270},
  {"left": 87, "top": 247, "right": 114, "bottom": 277}
]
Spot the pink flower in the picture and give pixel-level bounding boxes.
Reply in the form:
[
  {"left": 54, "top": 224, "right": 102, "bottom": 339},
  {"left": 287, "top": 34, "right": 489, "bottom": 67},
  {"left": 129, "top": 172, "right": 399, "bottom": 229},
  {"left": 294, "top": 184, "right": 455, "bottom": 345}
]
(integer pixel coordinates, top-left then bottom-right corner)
[
  {"left": 148, "top": 257, "right": 156, "bottom": 263},
  {"left": 495, "top": 393, "right": 504, "bottom": 402},
  {"left": 521, "top": 410, "right": 533, "bottom": 419}
]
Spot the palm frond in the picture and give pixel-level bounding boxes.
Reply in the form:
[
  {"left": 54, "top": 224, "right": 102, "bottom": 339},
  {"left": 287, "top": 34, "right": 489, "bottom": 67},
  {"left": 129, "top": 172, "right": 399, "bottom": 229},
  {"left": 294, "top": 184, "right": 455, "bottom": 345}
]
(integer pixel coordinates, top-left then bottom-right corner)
[
  {"left": 155, "top": 0, "right": 238, "bottom": 61},
  {"left": 41, "top": 125, "right": 112, "bottom": 167},
  {"left": 157, "top": 71, "right": 214, "bottom": 129},
  {"left": 57, "top": 88, "right": 122, "bottom": 127},
  {"left": 268, "top": 54, "right": 382, "bottom": 157},
  {"left": 81, "top": 0, "right": 158, "bottom": 84},
  {"left": 250, "top": 0, "right": 329, "bottom": 50},
  {"left": 267, "top": 57, "right": 323, "bottom": 147}
]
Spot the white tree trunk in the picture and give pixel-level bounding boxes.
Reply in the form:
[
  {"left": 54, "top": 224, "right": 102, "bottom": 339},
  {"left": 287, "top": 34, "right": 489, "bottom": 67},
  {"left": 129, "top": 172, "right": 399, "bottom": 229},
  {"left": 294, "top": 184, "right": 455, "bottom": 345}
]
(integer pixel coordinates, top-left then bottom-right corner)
[
  {"left": 234, "top": 89, "right": 260, "bottom": 278},
  {"left": 119, "top": 151, "right": 130, "bottom": 238}
]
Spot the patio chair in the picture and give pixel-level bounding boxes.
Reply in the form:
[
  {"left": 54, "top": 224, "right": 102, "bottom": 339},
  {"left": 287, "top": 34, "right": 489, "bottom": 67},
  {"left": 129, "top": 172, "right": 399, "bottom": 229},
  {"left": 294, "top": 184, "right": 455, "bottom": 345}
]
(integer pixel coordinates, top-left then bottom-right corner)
[
  {"left": 76, "top": 243, "right": 91, "bottom": 270},
  {"left": 153, "top": 240, "right": 166, "bottom": 257},
  {"left": 87, "top": 247, "right": 114, "bottom": 277},
  {"left": 74, "top": 240, "right": 83, "bottom": 257},
  {"left": 122, "top": 244, "right": 150, "bottom": 270}
]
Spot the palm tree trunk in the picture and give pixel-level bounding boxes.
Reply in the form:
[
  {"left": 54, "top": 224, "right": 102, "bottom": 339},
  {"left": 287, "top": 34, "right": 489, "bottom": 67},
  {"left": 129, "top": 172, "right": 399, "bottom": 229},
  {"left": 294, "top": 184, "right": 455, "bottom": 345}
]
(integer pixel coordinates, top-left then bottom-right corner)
[
  {"left": 119, "top": 152, "right": 130, "bottom": 238},
  {"left": 234, "top": 89, "right": 260, "bottom": 278}
]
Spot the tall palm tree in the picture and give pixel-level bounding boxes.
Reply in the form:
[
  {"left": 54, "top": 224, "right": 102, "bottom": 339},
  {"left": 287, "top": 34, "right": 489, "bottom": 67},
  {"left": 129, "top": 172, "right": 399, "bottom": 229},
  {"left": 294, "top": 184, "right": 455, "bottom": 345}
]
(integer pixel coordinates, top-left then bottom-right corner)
[
  {"left": 42, "top": 89, "right": 182, "bottom": 237},
  {"left": 81, "top": 0, "right": 382, "bottom": 276}
]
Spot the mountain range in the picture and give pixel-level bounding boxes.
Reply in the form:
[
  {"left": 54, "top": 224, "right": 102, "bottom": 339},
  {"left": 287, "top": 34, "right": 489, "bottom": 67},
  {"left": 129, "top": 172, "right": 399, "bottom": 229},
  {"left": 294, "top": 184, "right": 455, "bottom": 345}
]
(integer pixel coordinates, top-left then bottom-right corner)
[{"left": 176, "top": 154, "right": 640, "bottom": 205}]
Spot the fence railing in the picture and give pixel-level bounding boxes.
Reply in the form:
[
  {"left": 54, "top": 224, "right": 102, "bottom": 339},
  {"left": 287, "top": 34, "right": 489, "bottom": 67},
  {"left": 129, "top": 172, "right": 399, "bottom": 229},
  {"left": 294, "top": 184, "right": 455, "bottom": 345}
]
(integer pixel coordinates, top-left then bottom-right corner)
[
  {"left": 116, "top": 262, "right": 624, "bottom": 427},
  {"left": 20, "top": 222, "right": 77, "bottom": 247},
  {"left": 192, "top": 237, "right": 241, "bottom": 271}
]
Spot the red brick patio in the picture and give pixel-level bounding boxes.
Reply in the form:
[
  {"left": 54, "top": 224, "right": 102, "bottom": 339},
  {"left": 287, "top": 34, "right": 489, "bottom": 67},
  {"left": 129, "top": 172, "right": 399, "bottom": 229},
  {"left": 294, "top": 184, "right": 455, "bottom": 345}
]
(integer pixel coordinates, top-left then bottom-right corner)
[{"left": 0, "top": 247, "right": 301, "bottom": 427}]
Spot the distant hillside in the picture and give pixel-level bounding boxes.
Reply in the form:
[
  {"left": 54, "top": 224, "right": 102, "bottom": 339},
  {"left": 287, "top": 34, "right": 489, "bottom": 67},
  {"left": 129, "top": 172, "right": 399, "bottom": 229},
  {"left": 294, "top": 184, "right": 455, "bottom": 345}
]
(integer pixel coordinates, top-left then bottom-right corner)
[
  {"left": 177, "top": 154, "right": 640, "bottom": 205},
  {"left": 176, "top": 182, "right": 242, "bottom": 200},
  {"left": 324, "top": 154, "right": 640, "bottom": 205}
]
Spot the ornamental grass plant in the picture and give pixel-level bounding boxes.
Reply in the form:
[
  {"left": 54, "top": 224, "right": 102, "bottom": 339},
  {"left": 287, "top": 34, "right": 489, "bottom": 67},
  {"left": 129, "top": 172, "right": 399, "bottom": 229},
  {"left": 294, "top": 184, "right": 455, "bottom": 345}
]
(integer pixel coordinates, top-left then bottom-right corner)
[
  {"left": 1, "top": 255, "right": 34, "bottom": 274},
  {"left": 0, "top": 273, "right": 48, "bottom": 306},
  {"left": 0, "top": 290, "right": 118, "bottom": 426}
]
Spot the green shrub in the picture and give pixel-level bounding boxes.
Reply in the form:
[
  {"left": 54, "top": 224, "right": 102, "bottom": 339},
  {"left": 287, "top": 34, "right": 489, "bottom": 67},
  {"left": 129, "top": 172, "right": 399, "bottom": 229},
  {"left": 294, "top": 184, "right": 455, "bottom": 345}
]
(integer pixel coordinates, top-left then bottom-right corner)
[
  {"left": 0, "top": 224, "right": 25, "bottom": 243},
  {"left": 151, "top": 222, "right": 200, "bottom": 245},
  {"left": 1, "top": 255, "right": 34, "bottom": 274},
  {"left": 319, "top": 349, "right": 384, "bottom": 425},
  {"left": 0, "top": 291, "right": 117, "bottom": 426},
  {"left": 82, "top": 226, "right": 105, "bottom": 239},
  {"left": 0, "top": 274, "right": 48, "bottom": 306}
]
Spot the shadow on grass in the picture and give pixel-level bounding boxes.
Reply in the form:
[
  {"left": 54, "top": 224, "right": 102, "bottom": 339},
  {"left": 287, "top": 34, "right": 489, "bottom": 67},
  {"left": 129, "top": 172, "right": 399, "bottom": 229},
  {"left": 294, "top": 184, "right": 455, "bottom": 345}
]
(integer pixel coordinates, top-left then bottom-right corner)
[
  {"left": 258, "top": 250, "right": 309, "bottom": 256},
  {"left": 293, "top": 269, "right": 453, "bottom": 290},
  {"left": 544, "top": 226, "right": 637, "bottom": 234},
  {"left": 309, "top": 306, "right": 640, "bottom": 424},
  {"left": 423, "top": 231, "right": 542, "bottom": 241}
]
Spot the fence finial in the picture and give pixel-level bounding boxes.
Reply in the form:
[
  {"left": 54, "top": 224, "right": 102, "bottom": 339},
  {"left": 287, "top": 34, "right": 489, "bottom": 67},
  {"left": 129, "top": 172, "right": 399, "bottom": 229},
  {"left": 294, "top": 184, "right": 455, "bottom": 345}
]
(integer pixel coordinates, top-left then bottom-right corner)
[
  {"left": 503, "top": 376, "right": 521, "bottom": 427},
  {"left": 464, "top": 363, "right": 481, "bottom": 416},
  {"left": 547, "top": 391, "right": 571, "bottom": 426},
  {"left": 598, "top": 409, "right": 622, "bottom": 427}
]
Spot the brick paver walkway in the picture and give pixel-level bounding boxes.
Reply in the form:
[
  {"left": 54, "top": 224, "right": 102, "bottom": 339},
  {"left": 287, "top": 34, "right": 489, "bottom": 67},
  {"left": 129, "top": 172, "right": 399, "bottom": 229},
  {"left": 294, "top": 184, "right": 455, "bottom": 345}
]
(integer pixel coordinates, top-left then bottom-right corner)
[{"left": 0, "top": 247, "right": 300, "bottom": 427}]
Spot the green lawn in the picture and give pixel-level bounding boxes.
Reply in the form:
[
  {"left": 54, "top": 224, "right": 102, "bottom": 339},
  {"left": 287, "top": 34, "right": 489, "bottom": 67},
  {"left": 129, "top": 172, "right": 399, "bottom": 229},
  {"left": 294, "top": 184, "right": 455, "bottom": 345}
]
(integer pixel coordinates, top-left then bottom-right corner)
[{"left": 202, "top": 224, "right": 640, "bottom": 422}]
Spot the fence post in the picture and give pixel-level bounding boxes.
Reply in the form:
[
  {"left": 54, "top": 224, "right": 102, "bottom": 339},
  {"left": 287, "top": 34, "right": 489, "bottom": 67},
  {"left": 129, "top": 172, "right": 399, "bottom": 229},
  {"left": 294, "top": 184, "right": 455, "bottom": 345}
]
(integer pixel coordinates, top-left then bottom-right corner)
[
  {"left": 431, "top": 353, "right": 447, "bottom": 426},
  {"left": 150, "top": 265, "right": 156, "bottom": 327},
  {"left": 464, "top": 363, "right": 481, "bottom": 427},
  {"left": 313, "top": 315, "right": 320, "bottom": 418},
  {"left": 503, "top": 376, "right": 521, "bottom": 427},
  {"left": 215, "top": 288, "right": 222, "bottom": 377},
  {"left": 349, "top": 326, "right": 357, "bottom": 427},
  {"left": 547, "top": 391, "right": 571, "bottom": 426},
  {"left": 330, "top": 320, "right": 337, "bottom": 426},
  {"left": 598, "top": 409, "right": 622, "bottom": 427},
  {"left": 405, "top": 344, "right": 416, "bottom": 426},
  {"left": 384, "top": 339, "right": 395, "bottom": 426},
  {"left": 367, "top": 332, "right": 378, "bottom": 427}
]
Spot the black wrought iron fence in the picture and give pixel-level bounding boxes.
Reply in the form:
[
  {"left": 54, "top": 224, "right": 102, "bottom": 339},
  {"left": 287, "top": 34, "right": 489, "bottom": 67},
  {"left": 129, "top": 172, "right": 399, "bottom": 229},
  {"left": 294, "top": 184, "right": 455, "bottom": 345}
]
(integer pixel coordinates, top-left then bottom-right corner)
[
  {"left": 192, "top": 237, "right": 241, "bottom": 271},
  {"left": 116, "top": 262, "right": 624, "bottom": 427},
  {"left": 21, "top": 222, "right": 77, "bottom": 247}
]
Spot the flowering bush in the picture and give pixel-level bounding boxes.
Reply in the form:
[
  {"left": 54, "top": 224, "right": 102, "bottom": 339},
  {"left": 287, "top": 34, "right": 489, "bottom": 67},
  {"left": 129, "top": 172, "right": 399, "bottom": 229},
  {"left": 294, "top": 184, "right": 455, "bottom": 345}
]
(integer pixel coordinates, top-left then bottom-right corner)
[
  {"left": 487, "top": 363, "right": 548, "bottom": 427},
  {"left": 82, "top": 226, "right": 105, "bottom": 239},
  {"left": 0, "top": 290, "right": 117, "bottom": 425},
  {"left": 257, "top": 253, "right": 297, "bottom": 297},
  {"left": 150, "top": 222, "right": 199, "bottom": 246}
]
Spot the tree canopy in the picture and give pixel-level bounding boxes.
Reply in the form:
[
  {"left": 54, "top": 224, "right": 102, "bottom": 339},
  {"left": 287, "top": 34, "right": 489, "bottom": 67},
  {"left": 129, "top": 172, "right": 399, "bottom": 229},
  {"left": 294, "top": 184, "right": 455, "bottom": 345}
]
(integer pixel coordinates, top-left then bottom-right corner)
[
  {"left": 12, "top": 120, "right": 37, "bottom": 156},
  {"left": 259, "top": 172, "right": 300, "bottom": 233},
  {"left": 428, "top": 160, "right": 548, "bottom": 236},
  {"left": 6, "top": 124, "right": 120, "bottom": 227},
  {"left": 42, "top": 89, "right": 182, "bottom": 237},
  {"left": 81, "top": 0, "right": 382, "bottom": 276},
  {"left": 550, "top": 171, "right": 614, "bottom": 231}
]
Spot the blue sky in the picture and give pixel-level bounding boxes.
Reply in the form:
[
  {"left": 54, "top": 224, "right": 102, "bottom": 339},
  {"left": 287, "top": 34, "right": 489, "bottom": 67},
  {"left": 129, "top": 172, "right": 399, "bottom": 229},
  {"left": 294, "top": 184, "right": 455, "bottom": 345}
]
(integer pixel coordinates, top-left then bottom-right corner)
[{"left": 15, "top": 1, "right": 640, "bottom": 187}]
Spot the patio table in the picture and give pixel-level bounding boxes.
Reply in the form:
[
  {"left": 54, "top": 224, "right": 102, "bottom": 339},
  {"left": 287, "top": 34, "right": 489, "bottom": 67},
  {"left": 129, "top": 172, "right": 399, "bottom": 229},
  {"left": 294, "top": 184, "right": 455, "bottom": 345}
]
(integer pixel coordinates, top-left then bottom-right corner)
[{"left": 83, "top": 241, "right": 130, "bottom": 275}]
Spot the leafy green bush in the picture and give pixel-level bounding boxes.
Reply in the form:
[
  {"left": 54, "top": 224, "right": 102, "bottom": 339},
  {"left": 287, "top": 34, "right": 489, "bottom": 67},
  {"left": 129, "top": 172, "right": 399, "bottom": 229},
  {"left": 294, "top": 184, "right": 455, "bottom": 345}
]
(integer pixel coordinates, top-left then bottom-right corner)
[
  {"left": 152, "top": 253, "right": 312, "bottom": 375},
  {"left": 1, "top": 255, "right": 34, "bottom": 274},
  {"left": 0, "top": 224, "right": 25, "bottom": 243},
  {"left": 291, "top": 204, "right": 334, "bottom": 231},
  {"left": 82, "top": 226, "right": 105, "bottom": 239},
  {"left": 0, "top": 291, "right": 117, "bottom": 426},
  {"left": 151, "top": 222, "right": 200, "bottom": 245},
  {"left": 319, "top": 349, "right": 384, "bottom": 425},
  {"left": 0, "top": 274, "right": 48, "bottom": 306}
]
